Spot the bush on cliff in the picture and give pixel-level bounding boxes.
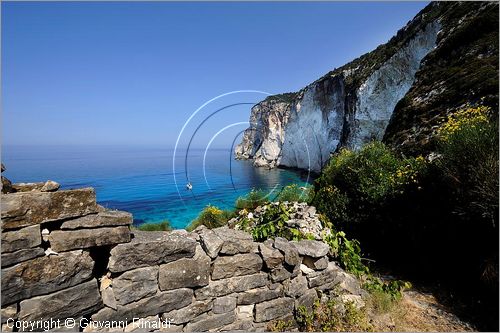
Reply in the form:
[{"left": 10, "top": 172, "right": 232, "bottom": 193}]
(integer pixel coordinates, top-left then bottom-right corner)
[
  {"left": 312, "top": 141, "right": 426, "bottom": 231},
  {"left": 436, "top": 105, "right": 499, "bottom": 226},
  {"left": 274, "top": 184, "right": 314, "bottom": 203},
  {"left": 186, "top": 205, "right": 235, "bottom": 231},
  {"left": 312, "top": 105, "right": 499, "bottom": 330},
  {"left": 235, "top": 189, "right": 269, "bottom": 210}
]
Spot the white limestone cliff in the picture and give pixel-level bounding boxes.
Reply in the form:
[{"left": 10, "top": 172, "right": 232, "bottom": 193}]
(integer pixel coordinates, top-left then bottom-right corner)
[{"left": 235, "top": 21, "right": 440, "bottom": 172}]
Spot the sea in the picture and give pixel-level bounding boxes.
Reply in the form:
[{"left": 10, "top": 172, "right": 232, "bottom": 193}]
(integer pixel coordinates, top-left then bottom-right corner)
[{"left": 1, "top": 145, "right": 311, "bottom": 229}]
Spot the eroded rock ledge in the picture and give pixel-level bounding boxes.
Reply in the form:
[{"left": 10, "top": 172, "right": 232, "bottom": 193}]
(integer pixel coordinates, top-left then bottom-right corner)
[{"left": 0, "top": 174, "right": 364, "bottom": 332}]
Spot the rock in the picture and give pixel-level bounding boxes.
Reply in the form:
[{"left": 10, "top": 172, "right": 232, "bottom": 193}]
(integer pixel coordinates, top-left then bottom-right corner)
[
  {"left": 169, "top": 229, "right": 200, "bottom": 242},
  {"left": 296, "top": 289, "right": 318, "bottom": 311},
  {"left": 211, "top": 253, "right": 263, "bottom": 280},
  {"left": 292, "top": 240, "right": 330, "bottom": 258},
  {"left": 1, "top": 250, "right": 94, "bottom": 305},
  {"left": 197, "top": 228, "right": 223, "bottom": 259},
  {"left": 270, "top": 265, "right": 292, "bottom": 283},
  {"left": 100, "top": 275, "right": 112, "bottom": 290},
  {"left": 300, "top": 263, "right": 316, "bottom": 275},
  {"left": 1, "top": 164, "right": 5, "bottom": 173},
  {"left": 1, "top": 176, "right": 13, "bottom": 194},
  {"left": 157, "top": 323, "right": 183, "bottom": 332},
  {"left": 112, "top": 266, "right": 158, "bottom": 305},
  {"left": 213, "top": 296, "right": 236, "bottom": 314},
  {"left": 291, "top": 260, "right": 302, "bottom": 278},
  {"left": 1, "top": 188, "right": 98, "bottom": 230},
  {"left": 1, "top": 225, "right": 41, "bottom": 253},
  {"left": 18, "top": 279, "right": 102, "bottom": 321},
  {"left": 213, "top": 227, "right": 255, "bottom": 254},
  {"left": 42, "top": 228, "right": 50, "bottom": 242},
  {"left": 60, "top": 210, "right": 133, "bottom": 229},
  {"left": 41, "top": 180, "right": 60, "bottom": 192},
  {"left": 158, "top": 245, "right": 210, "bottom": 291},
  {"left": 236, "top": 304, "right": 254, "bottom": 319},
  {"left": 259, "top": 243, "right": 284, "bottom": 269},
  {"left": 44, "top": 248, "right": 58, "bottom": 256},
  {"left": 195, "top": 273, "right": 268, "bottom": 300},
  {"left": 339, "top": 294, "right": 365, "bottom": 309},
  {"left": 124, "top": 315, "right": 159, "bottom": 332},
  {"left": 237, "top": 285, "right": 283, "bottom": 305},
  {"left": 1, "top": 324, "right": 12, "bottom": 332},
  {"left": 1, "top": 247, "right": 45, "bottom": 267},
  {"left": 307, "top": 262, "right": 342, "bottom": 289},
  {"left": 108, "top": 231, "right": 196, "bottom": 273},
  {"left": 92, "top": 288, "right": 193, "bottom": 322},
  {"left": 254, "top": 297, "right": 295, "bottom": 322},
  {"left": 101, "top": 286, "right": 117, "bottom": 310},
  {"left": 48, "top": 226, "right": 130, "bottom": 252},
  {"left": 11, "top": 182, "right": 44, "bottom": 192},
  {"left": 273, "top": 237, "right": 300, "bottom": 266},
  {"left": 285, "top": 274, "right": 308, "bottom": 297},
  {"left": 1, "top": 304, "right": 17, "bottom": 323},
  {"left": 163, "top": 300, "right": 212, "bottom": 324},
  {"left": 335, "top": 270, "right": 364, "bottom": 296},
  {"left": 184, "top": 312, "right": 236, "bottom": 332},
  {"left": 302, "top": 256, "right": 329, "bottom": 270},
  {"left": 219, "top": 319, "right": 253, "bottom": 331}
]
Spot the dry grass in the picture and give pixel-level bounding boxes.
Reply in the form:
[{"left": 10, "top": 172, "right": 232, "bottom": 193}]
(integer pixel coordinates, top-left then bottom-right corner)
[{"left": 367, "top": 290, "right": 476, "bottom": 332}]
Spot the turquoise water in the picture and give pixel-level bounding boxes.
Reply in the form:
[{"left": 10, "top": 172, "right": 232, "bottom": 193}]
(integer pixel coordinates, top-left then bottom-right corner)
[{"left": 2, "top": 145, "right": 311, "bottom": 229}]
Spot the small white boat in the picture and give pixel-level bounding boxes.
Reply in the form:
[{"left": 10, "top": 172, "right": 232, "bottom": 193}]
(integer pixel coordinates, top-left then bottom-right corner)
[{"left": 186, "top": 182, "right": 193, "bottom": 191}]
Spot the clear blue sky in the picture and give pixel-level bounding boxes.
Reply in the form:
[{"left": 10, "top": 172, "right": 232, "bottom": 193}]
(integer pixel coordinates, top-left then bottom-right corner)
[{"left": 2, "top": 1, "right": 428, "bottom": 147}]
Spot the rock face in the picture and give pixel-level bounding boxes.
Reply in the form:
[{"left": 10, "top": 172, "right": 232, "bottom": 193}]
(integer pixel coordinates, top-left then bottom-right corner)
[
  {"left": 236, "top": 2, "right": 498, "bottom": 170},
  {"left": 1, "top": 178, "right": 368, "bottom": 332}
]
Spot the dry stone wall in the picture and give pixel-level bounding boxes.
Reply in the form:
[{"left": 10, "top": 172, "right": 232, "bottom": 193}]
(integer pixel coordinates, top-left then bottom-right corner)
[{"left": 1, "top": 173, "right": 364, "bottom": 332}]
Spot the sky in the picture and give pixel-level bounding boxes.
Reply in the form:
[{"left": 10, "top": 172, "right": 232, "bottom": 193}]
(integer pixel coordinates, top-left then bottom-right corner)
[{"left": 2, "top": 1, "right": 429, "bottom": 148}]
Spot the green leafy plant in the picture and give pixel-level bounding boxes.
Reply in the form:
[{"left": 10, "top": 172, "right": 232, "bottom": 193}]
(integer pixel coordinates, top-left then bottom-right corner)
[
  {"left": 363, "top": 276, "right": 412, "bottom": 301},
  {"left": 323, "top": 231, "right": 368, "bottom": 277},
  {"left": 235, "top": 189, "right": 269, "bottom": 210},
  {"left": 136, "top": 220, "right": 172, "bottom": 231},
  {"left": 268, "top": 319, "right": 295, "bottom": 332}
]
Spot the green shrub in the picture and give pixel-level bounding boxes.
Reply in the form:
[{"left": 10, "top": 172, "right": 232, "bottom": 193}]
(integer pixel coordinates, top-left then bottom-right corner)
[
  {"left": 363, "top": 277, "right": 412, "bottom": 301},
  {"left": 436, "top": 106, "right": 499, "bottom": 225},
  {"left": 186, "top": 205, "right": 234, "bottom": 231},
  {"left": 136, "top": 220, "right": 172, "bottom": 231},
  {"left": 323, "top": 230, "right": 368, "bottom": 277},
  {"left": 317, "top": 142, "right": 425, "bottom": 205},
  {"left": 313, "top": 141, "right": 426, "bottom": 229},
  {"left": 250, "top": 202, "right": 308, "bottom": 241},
  {"left": 314, "top": 185, "right": 349, "bottom": 224},
  {"left": 235, "top": 189, "right": 268, "bottom": 210},
  {"left": 274, "top": 184, "right": 313, "bottom": 203}
]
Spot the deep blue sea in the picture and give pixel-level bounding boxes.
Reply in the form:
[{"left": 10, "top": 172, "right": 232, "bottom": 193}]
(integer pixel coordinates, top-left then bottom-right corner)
[{"left": 2, "top": 145, "right": 311, "bottom": 229}]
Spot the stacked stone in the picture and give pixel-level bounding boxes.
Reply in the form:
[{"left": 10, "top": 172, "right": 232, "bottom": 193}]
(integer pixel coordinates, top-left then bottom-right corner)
[
  {"left": 87, "top": 226, "right": 364, "bottom": 332},
  {"left": 1, "top": 176, "right": 132, "bottom": 331},
  {"left": 1, "top": 176, "right": 364, "bottom": 332}
]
